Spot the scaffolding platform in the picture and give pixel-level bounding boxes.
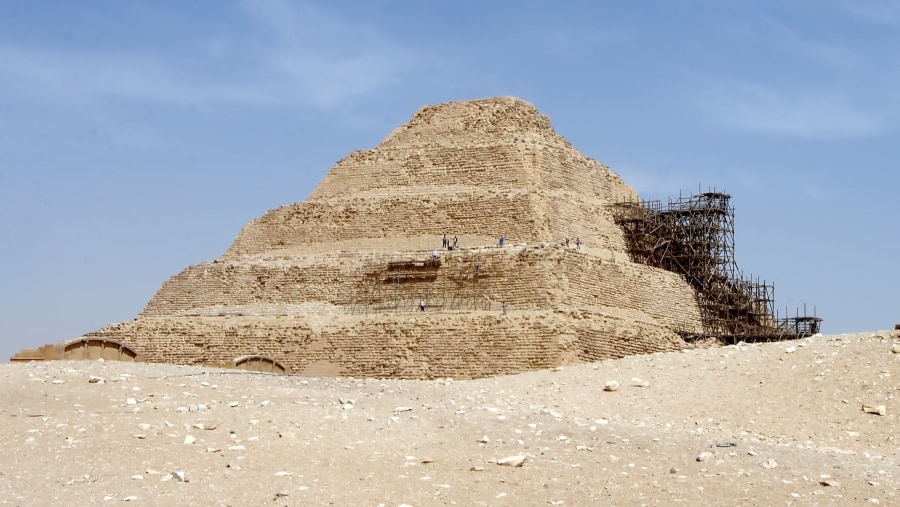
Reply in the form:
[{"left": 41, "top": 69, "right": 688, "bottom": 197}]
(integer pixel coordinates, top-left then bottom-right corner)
[{"left": 611, "top": 189, "right": 820, "bottom": 342}]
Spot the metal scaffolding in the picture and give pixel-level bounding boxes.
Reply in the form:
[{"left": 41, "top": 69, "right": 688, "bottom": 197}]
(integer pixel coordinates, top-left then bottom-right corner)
[{"left": 611, "top": 190, "right": 821, "bottom": 342}]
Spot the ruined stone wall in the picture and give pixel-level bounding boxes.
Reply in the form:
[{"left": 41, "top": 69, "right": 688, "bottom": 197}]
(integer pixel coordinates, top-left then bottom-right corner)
[
  {"left": 86, "top": 317, "right": 314, "bottom": 370},
  {"left": 141, "top": 246, "right": 700, "bottom": 329},
  {"left": 143, "top": 248, "right": 558, "bottom": 318},
  {"left": 310, "top": 146, "right": 530, "bottom": 199},
  {"left": 224, "top": 191, "right": 634, "bottom": 260},
  {"left": 573, "top": 311, "right": 684, "bottom": 363},
  {"left": 555, "top": 254, "right": 704, "bottom": 333},
  {"left": 86, "top": 310, "right": 684, "bottom": 380},
  {"left": 224, "top": 191, "right": 544, "bottom": 257}
]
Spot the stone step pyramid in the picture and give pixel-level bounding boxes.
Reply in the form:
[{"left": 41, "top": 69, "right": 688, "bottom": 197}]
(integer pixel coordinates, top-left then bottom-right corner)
[{"left": 38, "top": 97, "right": 705, "bottom": 378}]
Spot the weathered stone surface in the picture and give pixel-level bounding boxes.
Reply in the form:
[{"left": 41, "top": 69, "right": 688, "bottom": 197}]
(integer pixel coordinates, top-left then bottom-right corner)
[{"left": 26, "top": 97, "right": 709, "bottom": 378}]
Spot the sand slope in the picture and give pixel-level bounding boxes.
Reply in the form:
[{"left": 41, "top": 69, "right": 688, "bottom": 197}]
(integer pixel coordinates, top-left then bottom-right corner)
[{"left": 1, "top": 331, "right": 897, "bottom": 506}]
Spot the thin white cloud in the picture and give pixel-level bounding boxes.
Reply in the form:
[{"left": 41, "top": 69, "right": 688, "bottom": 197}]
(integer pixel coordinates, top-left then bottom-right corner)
[
  {"left": 799, "top": 182, "right": 830, "bottom": 201},
  {"left": 695, "top": 81, "right": 883, "bottom": 139},
  {"left": 618, "top": 164, "right": 760, "bottom": 201},
  {"left": 759, "top": 17, "right": 859, "bottom": 68},
  {"left": 239, "top": 0, "right": 419, "bottom": 108},
  {"left": 840, "top": 0, "right": 900, "bottom": 26},
  {"left": 614, "top": 165, "right": 698, "bottom": 198},
  {"left": 538, "top": 27, "right": 631, "bottom": 60},
  {"left": 0, "top": 0, "right": 421, "bottom": 111},
  {"left": 0, "top": 45, "right": 272, "bottom": 108}
]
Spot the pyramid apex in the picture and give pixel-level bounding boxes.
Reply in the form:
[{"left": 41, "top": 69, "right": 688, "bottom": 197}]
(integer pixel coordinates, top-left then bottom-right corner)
[{"left": 379, "top": 96, "right": 555, "bottom": 147}]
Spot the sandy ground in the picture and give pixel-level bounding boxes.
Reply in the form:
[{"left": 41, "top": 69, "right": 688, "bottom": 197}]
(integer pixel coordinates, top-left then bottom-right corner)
[{"left": 1, "top": 331, "right": 897, "bottom": 506}]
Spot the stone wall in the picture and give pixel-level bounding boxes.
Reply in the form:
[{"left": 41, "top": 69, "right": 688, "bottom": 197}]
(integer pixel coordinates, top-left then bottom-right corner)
[
  {"left": 141, "top": 245, "right": 700, "bottom": 332},
  {"left": 86, "top": 310, "right": 684, "bottom": 380},
  {"left": 224, "top": 191, "right": 545, "bottom": 257}
]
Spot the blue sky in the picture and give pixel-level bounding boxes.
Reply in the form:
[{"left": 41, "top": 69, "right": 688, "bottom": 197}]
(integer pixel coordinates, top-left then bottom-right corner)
[{"left": 1, "top": 0, "right": 898, "bottom": 361}]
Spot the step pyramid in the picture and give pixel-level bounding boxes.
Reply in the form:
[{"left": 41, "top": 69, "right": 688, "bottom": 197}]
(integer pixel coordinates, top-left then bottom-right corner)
[{"left": 45, "top": 97, "right": 705, "bottom": 378}]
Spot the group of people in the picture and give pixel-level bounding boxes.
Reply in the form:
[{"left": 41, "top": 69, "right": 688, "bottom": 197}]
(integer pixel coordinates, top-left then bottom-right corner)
[
  {"left": 441, "top": 233, "right": 458, "bottom": 250},
  {"left": 440, "top": 234, "right": 583, "bottom": 251},
  {"left": 443, "top": 232, "right": 570, "bottom": 249}
]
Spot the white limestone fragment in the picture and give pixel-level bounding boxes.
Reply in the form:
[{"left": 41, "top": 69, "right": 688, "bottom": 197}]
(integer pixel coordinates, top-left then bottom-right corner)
[
  {"left": 862, "top": 404, "right": 886, "bottom": 416},
  {"left": 603, "top": 380, "right": 619, "bottom": 392},
  {"left": 497, "top": 455, "right": 527, "bottom": 467}
]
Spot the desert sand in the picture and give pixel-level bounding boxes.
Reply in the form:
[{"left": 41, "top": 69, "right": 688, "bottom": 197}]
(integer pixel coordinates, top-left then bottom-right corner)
[{"left": 2, "top": 331, "right": 897, "bottom": 506}]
